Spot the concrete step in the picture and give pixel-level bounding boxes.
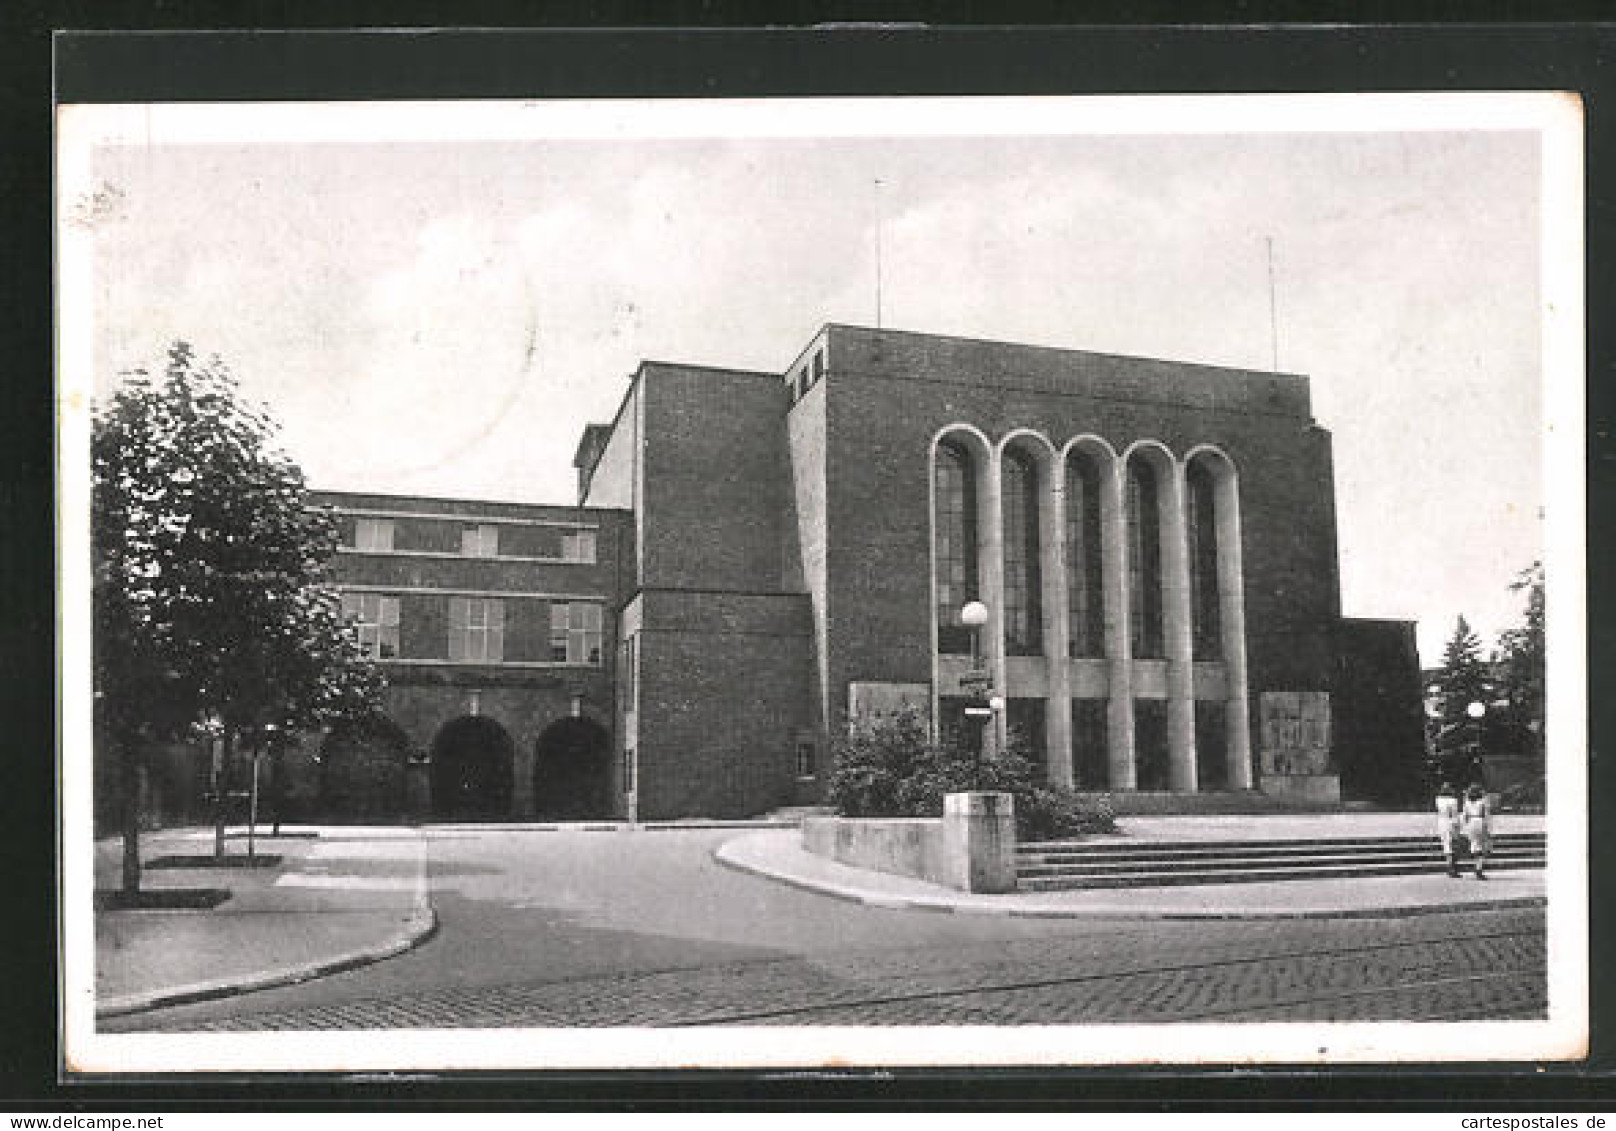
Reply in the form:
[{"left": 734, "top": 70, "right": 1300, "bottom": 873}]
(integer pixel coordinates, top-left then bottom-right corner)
[
  {"left": 1015, "top": 830, "right": 1545, "bottom": 890},
  {"left": 1019, "top": 832, "right": 1545, "bottom": 857},
  {"left": 1016, "top": 845, "right": 1546, "bottom": 878},
  {"left": 1016, "top": 853, "right": 1545, "bottom": 891},
  {"left": 1077, "top": 790, "right": 1343, "bottom": 816}
]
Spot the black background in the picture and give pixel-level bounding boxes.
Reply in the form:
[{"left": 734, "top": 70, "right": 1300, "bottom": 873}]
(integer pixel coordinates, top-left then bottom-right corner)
[{"left": 8, "top": 7, "right": 1614, "bottom": 1112}]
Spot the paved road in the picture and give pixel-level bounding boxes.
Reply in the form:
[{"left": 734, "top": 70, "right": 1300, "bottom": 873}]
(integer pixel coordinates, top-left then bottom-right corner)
[{"left": 103, "top": 827, "right": 1546, "bottom": 1031}]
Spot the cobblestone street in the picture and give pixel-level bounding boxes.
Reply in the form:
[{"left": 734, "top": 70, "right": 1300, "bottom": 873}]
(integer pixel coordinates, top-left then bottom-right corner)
[
  {"left": 133, "top": 911, "right": 1544, "bottom": 1029},
  {"left": 102, "top": 828, "right": 1547, "bottom": 1032}
]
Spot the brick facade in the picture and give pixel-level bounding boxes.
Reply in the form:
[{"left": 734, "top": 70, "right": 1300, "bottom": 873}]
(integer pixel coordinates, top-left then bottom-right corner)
[{"left": 305, "top": 491, "right": 630, "bottom": 819}]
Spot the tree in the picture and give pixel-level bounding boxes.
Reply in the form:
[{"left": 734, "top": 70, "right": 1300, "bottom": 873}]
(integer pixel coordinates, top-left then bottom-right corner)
[
  {"left": 1430, "top": 614, "right": 1492, "bottom": 784},
  {"left": 1495, "top": 560, "right": 1546, "bottom": 759},
  {"left": 93, "top": 342, "right": 382, "bottom": 894}
]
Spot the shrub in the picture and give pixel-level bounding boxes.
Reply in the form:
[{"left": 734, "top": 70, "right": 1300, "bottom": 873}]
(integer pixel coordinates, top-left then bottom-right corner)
[
  {"left": 1018, "top": 787, "right": 1117, "bottom": 841},
  {"left": 825, "top": 707, "right": 932, "bottom": 817},
  {"left": 827, "top": 708, "right": 1116, "bottom": 841}
]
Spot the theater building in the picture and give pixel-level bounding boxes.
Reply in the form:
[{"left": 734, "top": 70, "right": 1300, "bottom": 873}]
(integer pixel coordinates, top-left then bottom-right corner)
[{"left": 302, "top": 325, "right": 1422, "bottom": 822}]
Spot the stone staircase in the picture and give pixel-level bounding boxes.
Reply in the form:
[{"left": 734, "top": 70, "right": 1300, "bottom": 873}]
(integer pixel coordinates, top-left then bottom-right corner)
[
  {"left": 1015, "top": 831, "right": 1548, "bottom": 891},
  {"left": 1076, "top": 789, "right": 1344, "bottom": 816}
]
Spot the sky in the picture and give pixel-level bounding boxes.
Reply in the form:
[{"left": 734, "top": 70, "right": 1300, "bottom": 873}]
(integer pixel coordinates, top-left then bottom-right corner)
[{"left": 68, "top": 98, "right": 1564, "bottom": 665}]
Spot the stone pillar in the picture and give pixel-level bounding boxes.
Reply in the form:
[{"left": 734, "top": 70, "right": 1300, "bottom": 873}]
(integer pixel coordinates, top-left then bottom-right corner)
[
  {"left": 405, "top": 760, "right": 431, "bottom": 819},
  {"left": 1103, "top": 458, "right": 1136, "bottom": 788},
  {"left": 1043, "top": 473, "right": 1074, "bottom": 788},
  {"left": 978, "top": 446, "right": 1008, "bottom": 756},
  {"left": 1217, "top": 471, "right": 1254, "bottom": 789},
  {"left": 940, "top": 791, "right": 1018, "bottom": 893},
  {"left": 1162, "top": 458, "right": 1199, "bottom": 793},
  {"left": 512, "top": 742, "right": 536, "bottom": 819}
]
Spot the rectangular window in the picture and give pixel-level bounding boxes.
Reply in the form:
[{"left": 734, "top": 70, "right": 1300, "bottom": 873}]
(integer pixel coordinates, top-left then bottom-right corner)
[
  {"left": 1134, "top": 699, "right": 1170, "bottom": 791},
  {"left": 448, "top": 597, "right": 504, "bottom": 662},
  {"left": 934, "top": 447, "right": 979, "bottom": 654},
  {"left": 342, "top": 592, "right": 400, "bottom": 659},
  {"left": 461, "top": 524, "right": 499, "bottom": 558},
  {"left": 622, "top": 747, "right": 636, "bottom": 793},
  {"left": 796, "top": 740, "right": 817, "bottom": 780},
  {"left": 1065, "top": 461, "right": 1104, "bottom": 658},
  {"left": 1001, "top": 455, "right": 1042, "bottom": 655},
  {"left": 1007, "top": 698, "right": 1047, "bottom": 780},
  {"left": 812, "top": 349, "right": 825, "bottom": 383},
  {"left": 550, "top": 602, "right": 604, "bottom": 664},
  {"left": 1187, "top": 471, "right": 1223, "bottom": 660},
  {"left": 562, "top": 529, "right": 597, "bottom": 563},
  {"left": 1195, "top": 701, "right": 1229, "bottom": 791},
  {"left": 1071, "top": 698, "right": 1109, "bottom": 790},
  {"left": 549, "top": 603, "right": 570, "bottom": 662},
  {"left": 1127, "top": 466, "right": 1165, "bottom": 659},
  {"left": 354, "top": 518, "right": 394, "bottom": 552},
  {"left": 572, "top": 602, "right": 603, "bottom": 664},
  {"left": 939, "top": 696, "right": 985, "bottom": 758}
]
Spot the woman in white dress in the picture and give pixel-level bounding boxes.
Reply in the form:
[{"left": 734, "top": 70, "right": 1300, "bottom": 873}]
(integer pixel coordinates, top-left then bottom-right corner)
[
  {"left": 1463, "top": 782, "right": 1493, "bottom": 880},
  {"left": 1434, "top": 782, "right": 1462, "bottom": 878}
]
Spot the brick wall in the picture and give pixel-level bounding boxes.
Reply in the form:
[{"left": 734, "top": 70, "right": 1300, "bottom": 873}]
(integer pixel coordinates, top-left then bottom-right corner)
[
  {"left": 638, "top": 364, "right": 790, "bottom": 592},
  {"left": 634, "top": 589, "right": 811, "bottom": 818}
]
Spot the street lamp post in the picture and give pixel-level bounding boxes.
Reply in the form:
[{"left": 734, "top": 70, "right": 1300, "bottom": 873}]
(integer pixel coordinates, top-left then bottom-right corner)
[
  {"left": 1466, "top": 700, "right": 1487, "bottom": 787},
  {"left": 204, "top": 712, "right": 227, "bottom": 860},
  {"left": 960, "top": 601, "right": 991, "bottom": 788}
]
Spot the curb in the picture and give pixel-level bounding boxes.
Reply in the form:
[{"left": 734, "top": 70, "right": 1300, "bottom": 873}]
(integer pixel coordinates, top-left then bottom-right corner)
[
  {"left": 712, "top": 837, "right": 1549, "bottom": 923},
  {"left": 96, "top": 839, "right": 438, "bottom": 1020},
  {"left": 423, "top": 820, "right": 798, "bottom": 833}
]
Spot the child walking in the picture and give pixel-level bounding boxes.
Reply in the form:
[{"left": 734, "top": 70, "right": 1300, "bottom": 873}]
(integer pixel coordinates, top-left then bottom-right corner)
[{"left": 1435, "top": 782, "right": 1462, "bottom": 877}]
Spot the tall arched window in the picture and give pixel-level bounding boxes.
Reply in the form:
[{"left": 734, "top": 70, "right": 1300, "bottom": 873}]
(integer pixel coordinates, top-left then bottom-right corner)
[
  {"left": 1187, "top": 460, "right": 1223, "bottom": 659},
  {"left": 1065, "top": 454, "right": 1103, "bottom": 657},
  {"left": 934, "top": 441, "right": 979, "bottom": 654},
  {"left": 1002, "top": 450, "right": 1042, "bottom": 655},
  {"left": 1126, "top": 457, "right": 1164, "bottom": 658}
]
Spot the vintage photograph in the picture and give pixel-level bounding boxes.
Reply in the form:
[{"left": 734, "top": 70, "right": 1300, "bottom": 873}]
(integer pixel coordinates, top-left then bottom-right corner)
[{"left": 57, "top": 93, "right": 1585, "bottom": 1072}]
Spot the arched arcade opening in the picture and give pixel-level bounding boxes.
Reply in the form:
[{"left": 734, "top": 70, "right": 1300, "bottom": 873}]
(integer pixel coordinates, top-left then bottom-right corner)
[
  {"left": 318, "top": 714, "right": 411, "bottom": 821},
  {"left": 431, "top": 715, "right": 515, "bottom": 820},
  {"left": 532, "top": 715, "right": 612, "bottom": 820}
]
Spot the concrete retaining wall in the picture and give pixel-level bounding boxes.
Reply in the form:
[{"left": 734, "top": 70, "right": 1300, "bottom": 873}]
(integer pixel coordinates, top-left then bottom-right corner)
[{"left": 801, "top": 791, "right": 1017, "bottom": 893}]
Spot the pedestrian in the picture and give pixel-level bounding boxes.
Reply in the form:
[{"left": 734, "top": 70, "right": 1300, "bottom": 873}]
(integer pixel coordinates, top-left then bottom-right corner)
[
  {"left": 1435, "top": 782, "right": 1462, "bottom": 877},
  {"left": 1463, "top": 782, "right": 1493, "bottom": 880}
]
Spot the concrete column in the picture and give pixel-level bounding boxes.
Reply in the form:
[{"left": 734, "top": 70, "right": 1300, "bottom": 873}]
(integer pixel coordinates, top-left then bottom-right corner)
[
  {"left": 512, "top": 741, "right": 536, "bottom": 818},
  {"left": 405, "top": 760, "right": 431, "bottom": 818},
  {"left": 1162, "top": 459, "right": 1199, "bottom": 793},
  {"left": 940, "top": 791, "right": 1018, "bottom": 893},
  {"left": 978, "top": 446, "right": 1008, "bottom": 756},
  {"left": 1217, "top": 471, "right": 1255, "bottom": 789},
  {"left": 1043, "top": 473, "right": 1074, "bottom": 788},
  {"left": 1102, "top": 459, "right": 1136, "bottom": 789}
]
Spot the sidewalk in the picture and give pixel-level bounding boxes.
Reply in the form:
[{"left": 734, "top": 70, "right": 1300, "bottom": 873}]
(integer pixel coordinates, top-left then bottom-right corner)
[
  {"left": 715, "top": 814, "right": 1549, "bottom": 921},
  {"left": 93, "top": 827, "right": 434, "bottom": 1018}
]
